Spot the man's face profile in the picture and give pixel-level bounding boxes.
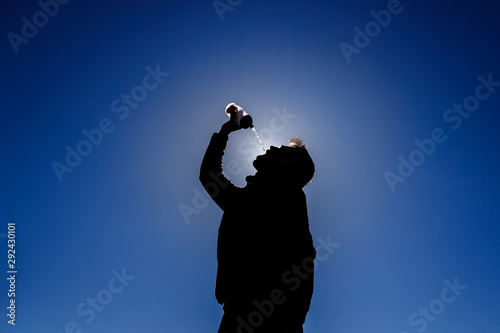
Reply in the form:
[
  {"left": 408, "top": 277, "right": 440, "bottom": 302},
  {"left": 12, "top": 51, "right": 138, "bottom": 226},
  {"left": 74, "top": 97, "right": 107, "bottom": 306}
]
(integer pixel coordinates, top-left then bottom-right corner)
[{"left": 253, "top": 146, "right": 292, "bottom": 174}]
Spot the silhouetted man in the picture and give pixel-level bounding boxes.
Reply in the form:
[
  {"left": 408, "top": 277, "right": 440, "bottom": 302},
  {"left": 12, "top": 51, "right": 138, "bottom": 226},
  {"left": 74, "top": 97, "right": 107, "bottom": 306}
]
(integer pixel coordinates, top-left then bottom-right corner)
[{"left": 200, "top": 118, "right": 316, "bottom": 333}]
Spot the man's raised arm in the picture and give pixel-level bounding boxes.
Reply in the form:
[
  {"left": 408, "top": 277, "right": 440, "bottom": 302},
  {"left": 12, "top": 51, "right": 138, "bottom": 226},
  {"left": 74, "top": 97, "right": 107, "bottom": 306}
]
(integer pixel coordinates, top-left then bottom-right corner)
[{"left": 199, "top": 120, "right": 241, "bottom": 211}]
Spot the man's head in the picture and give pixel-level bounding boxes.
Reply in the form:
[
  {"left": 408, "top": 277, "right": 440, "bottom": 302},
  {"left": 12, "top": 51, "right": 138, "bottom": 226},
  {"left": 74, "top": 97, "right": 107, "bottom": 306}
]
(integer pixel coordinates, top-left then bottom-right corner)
[{"left": 251, "top": 138, "right": 315, "bottom": 188}]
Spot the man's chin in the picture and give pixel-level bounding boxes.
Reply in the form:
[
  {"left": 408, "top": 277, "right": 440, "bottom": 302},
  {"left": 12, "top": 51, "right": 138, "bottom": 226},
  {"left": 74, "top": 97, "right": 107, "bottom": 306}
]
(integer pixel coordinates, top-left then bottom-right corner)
[
  {"left": 246, "top": 171, "right": 261, "bottom": 184},
  {"left": 245, "top": 175, "right": 255, "bottom": 184}
]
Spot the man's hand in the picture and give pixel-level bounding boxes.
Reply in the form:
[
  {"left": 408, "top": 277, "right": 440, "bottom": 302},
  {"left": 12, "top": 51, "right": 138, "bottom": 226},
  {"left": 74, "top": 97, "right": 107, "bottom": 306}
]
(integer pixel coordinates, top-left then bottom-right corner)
[{"left": 219, "top": 120, "right": 241, "bottom": 137}]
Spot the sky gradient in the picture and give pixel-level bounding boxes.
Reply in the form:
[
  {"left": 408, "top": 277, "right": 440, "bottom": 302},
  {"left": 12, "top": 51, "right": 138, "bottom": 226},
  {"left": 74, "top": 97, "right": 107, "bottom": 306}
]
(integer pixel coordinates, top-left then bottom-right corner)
[{"left": 1, "top": 0, "right": 500, "bottom": 332}]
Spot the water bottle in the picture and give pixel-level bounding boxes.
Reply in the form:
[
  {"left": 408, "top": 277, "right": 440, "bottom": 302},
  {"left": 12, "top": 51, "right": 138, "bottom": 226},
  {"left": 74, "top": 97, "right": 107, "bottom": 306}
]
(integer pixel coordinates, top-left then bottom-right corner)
[{"left": 225, "top": 103, "right": 253, "bottom": 129}]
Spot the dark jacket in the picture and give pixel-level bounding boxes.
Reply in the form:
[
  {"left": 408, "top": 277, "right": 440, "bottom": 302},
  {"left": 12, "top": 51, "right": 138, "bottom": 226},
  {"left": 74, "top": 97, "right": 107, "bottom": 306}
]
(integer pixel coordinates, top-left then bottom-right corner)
[{"left": 200, "top": 133, "right": 316, "bottom": 323}]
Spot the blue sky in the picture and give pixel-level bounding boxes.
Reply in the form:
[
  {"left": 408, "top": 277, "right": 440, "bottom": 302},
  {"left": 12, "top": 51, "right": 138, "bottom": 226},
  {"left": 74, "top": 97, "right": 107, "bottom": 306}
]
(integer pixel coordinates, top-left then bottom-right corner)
[{"left": 1, "top": 0, "right": 499, "bottom": 332}]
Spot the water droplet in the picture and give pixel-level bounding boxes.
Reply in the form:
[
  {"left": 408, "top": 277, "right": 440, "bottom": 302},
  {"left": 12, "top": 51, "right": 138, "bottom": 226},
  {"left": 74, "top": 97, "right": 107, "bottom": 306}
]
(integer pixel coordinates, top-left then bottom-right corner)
[{"left": 251, "top": 127, "right": 266, "bottom": 151}]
